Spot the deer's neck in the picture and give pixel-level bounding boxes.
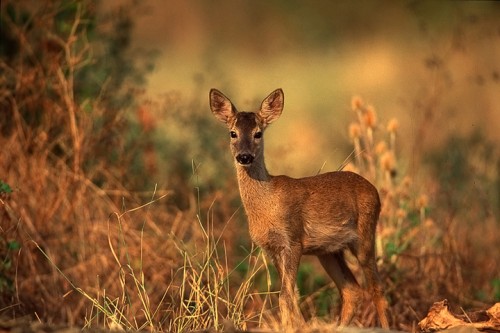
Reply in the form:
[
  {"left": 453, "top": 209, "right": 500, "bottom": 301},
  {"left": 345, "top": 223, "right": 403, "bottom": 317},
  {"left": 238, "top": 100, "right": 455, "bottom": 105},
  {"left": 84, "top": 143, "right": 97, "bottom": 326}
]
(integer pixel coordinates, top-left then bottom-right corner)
[
  {"left": 235, "top": 158, "right": 283, "bottom": 246},
  {"left": 235, "top": 159, "right": 272, "bottom": 203}
]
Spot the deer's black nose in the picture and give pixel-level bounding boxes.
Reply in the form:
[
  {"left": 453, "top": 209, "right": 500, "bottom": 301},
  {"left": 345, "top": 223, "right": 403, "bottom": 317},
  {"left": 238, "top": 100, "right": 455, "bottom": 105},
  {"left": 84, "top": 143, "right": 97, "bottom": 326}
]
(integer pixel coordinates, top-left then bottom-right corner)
[{"left": 236, "top": 154, "right": 254, "bottom": 165}]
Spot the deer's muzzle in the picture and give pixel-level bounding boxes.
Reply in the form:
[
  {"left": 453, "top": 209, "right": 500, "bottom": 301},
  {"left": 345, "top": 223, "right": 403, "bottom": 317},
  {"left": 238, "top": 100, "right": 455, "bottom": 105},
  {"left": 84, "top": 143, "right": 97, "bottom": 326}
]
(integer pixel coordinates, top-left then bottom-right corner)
[{"left": 236, "top": 154, "right": 254, "bottom": 165}]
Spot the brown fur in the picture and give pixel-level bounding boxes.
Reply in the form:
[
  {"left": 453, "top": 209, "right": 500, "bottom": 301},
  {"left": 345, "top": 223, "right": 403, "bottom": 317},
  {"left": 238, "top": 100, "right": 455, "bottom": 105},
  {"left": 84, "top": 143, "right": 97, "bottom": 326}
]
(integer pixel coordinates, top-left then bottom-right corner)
[{"left": 209, "top": 88, "right": 389, "bottom": 329}]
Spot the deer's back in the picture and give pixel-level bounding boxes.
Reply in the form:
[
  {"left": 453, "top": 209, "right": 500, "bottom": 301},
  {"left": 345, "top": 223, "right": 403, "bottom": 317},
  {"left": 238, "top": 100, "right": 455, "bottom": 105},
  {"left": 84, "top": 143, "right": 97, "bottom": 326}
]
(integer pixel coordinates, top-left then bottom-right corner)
[{"left": 271, "top": 171, "right": 380, "bottom": 255}]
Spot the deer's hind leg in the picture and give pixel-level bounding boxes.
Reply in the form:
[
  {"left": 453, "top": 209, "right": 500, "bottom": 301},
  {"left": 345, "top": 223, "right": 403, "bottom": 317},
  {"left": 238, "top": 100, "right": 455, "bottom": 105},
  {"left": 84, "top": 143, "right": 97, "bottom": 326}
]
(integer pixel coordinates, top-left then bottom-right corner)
[
  {"left": 318, "top": 251, "right": 362, "bottom": 327},
  {"left": 352, "top": 214, "right": 389, "bottom": 328}
]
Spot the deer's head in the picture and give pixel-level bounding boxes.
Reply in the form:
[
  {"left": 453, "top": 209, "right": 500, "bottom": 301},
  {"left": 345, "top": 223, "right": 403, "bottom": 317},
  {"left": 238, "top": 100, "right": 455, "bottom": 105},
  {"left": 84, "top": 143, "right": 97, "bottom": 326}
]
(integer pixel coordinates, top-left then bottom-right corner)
[{"left": 210, "top": 89, "right": 284, "bottom": 166}]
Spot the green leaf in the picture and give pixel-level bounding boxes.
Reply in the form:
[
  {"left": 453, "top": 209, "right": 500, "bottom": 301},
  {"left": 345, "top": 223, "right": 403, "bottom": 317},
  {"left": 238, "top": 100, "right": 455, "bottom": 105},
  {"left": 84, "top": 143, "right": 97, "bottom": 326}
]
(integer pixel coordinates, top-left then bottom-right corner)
[
  {"left": 385, "top": 241, "right": 400, "bottom": 257},
  {"left": 7, "top": 241, "right": 20, "bottom": 251},
  {"left": 492, "top": 278, "right": 500, "bottom": 301},
  {"left": 0, "top": 180, "right": 12, "bottom": 194}
]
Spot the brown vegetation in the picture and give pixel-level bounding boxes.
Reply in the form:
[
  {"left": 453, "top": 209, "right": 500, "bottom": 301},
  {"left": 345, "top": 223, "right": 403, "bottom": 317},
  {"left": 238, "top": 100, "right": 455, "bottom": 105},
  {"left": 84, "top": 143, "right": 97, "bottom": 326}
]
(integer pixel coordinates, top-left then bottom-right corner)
[{"left": 419, "top": 300, "right": 500, "bottom": 332}]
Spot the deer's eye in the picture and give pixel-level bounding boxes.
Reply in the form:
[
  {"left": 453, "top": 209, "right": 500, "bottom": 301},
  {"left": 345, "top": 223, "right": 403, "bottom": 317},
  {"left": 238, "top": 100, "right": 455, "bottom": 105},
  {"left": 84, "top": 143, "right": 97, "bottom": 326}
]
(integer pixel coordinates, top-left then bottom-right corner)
[
  {"left": 230, "top": 131, "right": 237, "bottom": 138},
  {"left": 254, "top": 131, "right": 262, "bottom": 139}
]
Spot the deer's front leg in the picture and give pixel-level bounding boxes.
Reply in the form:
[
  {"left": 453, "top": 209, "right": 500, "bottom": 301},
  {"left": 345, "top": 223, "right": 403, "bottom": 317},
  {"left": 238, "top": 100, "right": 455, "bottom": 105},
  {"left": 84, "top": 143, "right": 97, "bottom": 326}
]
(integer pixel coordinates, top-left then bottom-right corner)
[{"left": 270, "top": 242, "right": 304, "bottom": 329}]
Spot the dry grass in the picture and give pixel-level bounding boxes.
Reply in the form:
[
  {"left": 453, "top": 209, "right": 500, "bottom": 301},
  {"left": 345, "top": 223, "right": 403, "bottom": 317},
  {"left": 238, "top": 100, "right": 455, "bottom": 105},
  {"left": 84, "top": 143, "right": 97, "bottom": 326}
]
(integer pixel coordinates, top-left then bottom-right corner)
[
  {"left": 341, "top": 96, "right": 499, "bottom": 331},
  {"left": 26, "top": 195, "right": 276, "bottom": 332},
  {"left": 4, "top": 88, "right": 497, "bottom": 332}
]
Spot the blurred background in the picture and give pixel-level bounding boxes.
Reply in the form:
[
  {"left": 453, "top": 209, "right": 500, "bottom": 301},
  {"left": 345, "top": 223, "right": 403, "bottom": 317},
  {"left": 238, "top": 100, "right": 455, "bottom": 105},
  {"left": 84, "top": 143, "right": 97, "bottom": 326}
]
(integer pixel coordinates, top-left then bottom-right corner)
[
  {"left": 124, "top": 0, "right": 500, "bottom": 175},
  {"left": 1, "top": 0, "right": 499, "bottom": 331}
]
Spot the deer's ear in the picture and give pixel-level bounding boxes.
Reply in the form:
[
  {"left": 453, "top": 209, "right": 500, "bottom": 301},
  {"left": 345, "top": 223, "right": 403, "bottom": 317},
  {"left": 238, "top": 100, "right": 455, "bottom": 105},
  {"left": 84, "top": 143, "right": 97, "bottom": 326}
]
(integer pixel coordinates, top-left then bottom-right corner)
[
  {"left": 259, "top": 88, "right": 283, "bottom": 126},
  {"left": 210, "top": 89, "right": 236, "bottom": 125}
]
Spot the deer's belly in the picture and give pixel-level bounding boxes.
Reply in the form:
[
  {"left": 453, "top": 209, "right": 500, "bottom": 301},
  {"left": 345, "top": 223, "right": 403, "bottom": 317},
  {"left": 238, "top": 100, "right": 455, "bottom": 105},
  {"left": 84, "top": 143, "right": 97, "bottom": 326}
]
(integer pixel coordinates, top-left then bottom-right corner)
[{"left": 302, "top": 220, "right": 358, "bottom": 255}]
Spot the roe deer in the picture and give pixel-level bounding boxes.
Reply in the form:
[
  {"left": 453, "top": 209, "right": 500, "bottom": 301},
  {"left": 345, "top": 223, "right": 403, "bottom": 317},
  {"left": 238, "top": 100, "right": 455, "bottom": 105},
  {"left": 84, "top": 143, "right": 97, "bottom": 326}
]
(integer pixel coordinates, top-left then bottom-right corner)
[{"left": 209, "top": 88, "right": 389, "bottom": 329}]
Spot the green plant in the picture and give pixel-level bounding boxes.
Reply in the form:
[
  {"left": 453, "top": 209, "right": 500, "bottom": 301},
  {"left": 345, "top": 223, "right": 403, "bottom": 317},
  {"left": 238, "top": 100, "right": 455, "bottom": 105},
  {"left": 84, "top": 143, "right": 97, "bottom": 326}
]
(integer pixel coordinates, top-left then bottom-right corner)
[
  {"left": 0, "top": 180, "right": 12, "bottom": 195},
  {"left": 492, "top": 278, "right": 500, "bottom": 302},
  {"left": 0, "top": 239, "right": 20, "bottom": 294},
  {"left": 0, "top": 180, "right": 16, "bottom": 298}
]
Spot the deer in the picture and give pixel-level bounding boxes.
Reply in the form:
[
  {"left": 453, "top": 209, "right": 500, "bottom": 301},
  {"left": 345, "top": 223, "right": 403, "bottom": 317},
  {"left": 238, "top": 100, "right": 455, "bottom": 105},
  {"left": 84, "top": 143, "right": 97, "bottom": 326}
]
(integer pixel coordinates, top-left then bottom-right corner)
[{"left": 209, "top": 88, "right": 389, "bottom": 329}]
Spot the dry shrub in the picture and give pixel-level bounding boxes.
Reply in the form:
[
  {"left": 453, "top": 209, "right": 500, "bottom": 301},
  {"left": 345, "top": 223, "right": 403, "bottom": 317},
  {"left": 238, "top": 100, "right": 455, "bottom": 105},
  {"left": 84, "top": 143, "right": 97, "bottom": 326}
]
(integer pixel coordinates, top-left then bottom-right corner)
[
  {"left": 343, "top": 96, "right": 499, "bottom": 331},
  {"left": 0, "top": 0, "right": 184, "bottom": 326},
  {"left": 0, "top": 2, "right": 268, "bottom": 330},
  {"left": 0, "top": 61, "right": 189, "bottom": 327}
]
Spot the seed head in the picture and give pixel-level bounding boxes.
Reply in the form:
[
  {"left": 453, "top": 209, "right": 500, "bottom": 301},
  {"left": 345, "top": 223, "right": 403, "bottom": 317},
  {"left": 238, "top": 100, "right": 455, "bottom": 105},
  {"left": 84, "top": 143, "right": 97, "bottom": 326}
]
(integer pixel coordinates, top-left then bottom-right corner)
[
  {"left": 364, "top": 105, "right": 377, "bottom": 128},
  {"left": 375, "top": 141, "right": 387, "bottom": 155},
  {"left": 424, "top": 218, "right": 435, "bottom": 228},
  {"left": 380, "top": 151, "right": 396, "bottom": 172},
  {"left": 387, "top": 118, "right": 399, "bottom": 133},
  {"left": 402, "top": 176, "right": 412, "bottom": 188},
  {"left": 349, "top": 123, "right": 361, "bottom": 139},
  {"left": 351, "top": 96, "right": 364, "bottom": 111},
  {"left": 396, "top": 208, "right": 407, "bottom": 219},
  {"left": 417, "top": 194, "right": 429, "bottom": 209}
]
